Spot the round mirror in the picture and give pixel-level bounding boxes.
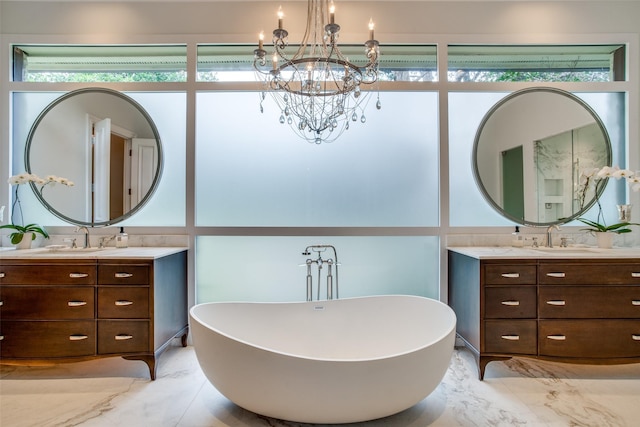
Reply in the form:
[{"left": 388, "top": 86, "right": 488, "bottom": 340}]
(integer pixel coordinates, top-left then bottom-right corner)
[
  {"left": 473, "top": 87, "right": 611, "bottom": 226},
  {"left": 25, "top": 88, "right": 163, "bottom": 227}
]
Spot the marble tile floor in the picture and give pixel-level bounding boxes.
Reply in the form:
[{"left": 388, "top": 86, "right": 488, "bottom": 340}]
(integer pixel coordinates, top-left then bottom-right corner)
[{"left": 2, "top": 344, "right": 640, "bottom": 427}]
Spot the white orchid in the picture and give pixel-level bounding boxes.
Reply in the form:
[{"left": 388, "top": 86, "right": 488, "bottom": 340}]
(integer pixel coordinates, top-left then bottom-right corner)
[
  {"left": 44, "top": 175, "right": 75, "bottom": 187},
  {"left": 5, "top": 172, "right": 74, "bottom": 239},
  {"left": 596, "top": 165, "right": 618, "bottom": 179},
  {"left": 612, "top": 167, "right": 635, "bottom": 179},
  {"left": 7, "top": 173, "right": 42, "bottom": 185},
  {"left": 627, "top": 175, "right": 640, "bottom": 193},
  {"left": 576, "top": 165, "right": 640, "bottom": 234}
]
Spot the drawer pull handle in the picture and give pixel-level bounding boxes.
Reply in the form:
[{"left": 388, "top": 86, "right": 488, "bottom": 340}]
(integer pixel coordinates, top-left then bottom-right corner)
[
  {"left": 546, "top": 272, "right": 566, "bottom": 278},
  {"left": 67, "top": 301, "right": 87, "bottom": 307},
  {"left": 501, "top": 273, "right": 520, "bottom": 278},
  {"left": 547, "top": 335, "right": 566, "bottom": 341},
  {"left": 115, "top": 334, "right": 133, "bottom": 341},
  {"left": 632, "top": 300, "right": 640, "bottom": 306},
  {"left": 115, "top": 300, "right": 134, "bottom": 306},
  {"left": 69, "top": 273, "right": 89, "bottom": 278},
  {"left": 0, "top": 272, "right": 5, "bottom": 278},
  {"left": 0, "top": 335, "right": 4, "bottom": 341},
  {"left": 632, "top": 273, "right": 640, "bottom": 278},
  {"left": 546, "top": 300, "right": 566, "bottom": 306},
  {"left": 69, "top": 335, "right": 89, "bottom": 341},
  {"left": 0, "top": 301, "right": 3, "bottom": 306},
  {"left": 115, "top": 272, "right": 133, "bottom": 278},
  {"left": 501, "top": 300, "right": 520, "bottom": 306},
  {"left": 633, "top": 335, "right": 640, "bottom": 341},
  {"left": 501, "top": 335, "right": 520, "bottom": 341}
]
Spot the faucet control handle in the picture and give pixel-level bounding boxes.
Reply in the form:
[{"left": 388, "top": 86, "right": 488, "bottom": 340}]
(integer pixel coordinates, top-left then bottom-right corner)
[
  {"left": 63, "top": 237, "right": 77, "bottom": 249},
  {"left": 559, "top": 237, "right": 573, "bottom": 248}
]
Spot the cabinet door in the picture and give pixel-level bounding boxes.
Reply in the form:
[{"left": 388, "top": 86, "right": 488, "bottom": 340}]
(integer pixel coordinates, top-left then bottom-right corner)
[
  {"left": 1, "top": 286, "right": 94, "bottom": 319},
  {"left": 539, "top": 286, "right": 640, "bottom": 319},
  {"left": 1, "top": 320, "right": 96, "bottom": 358},
  {"left": 539, "top": 320, "right": 640, "bottom": 358}
]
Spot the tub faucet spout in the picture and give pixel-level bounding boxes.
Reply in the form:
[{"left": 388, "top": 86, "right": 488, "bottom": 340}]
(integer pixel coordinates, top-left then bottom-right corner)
[{"left": 301, "top": 245, "right": 339, "bottom": 301}]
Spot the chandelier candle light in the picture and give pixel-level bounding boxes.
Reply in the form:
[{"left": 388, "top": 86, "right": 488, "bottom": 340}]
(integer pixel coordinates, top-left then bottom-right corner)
[{"left": 253, "top": 0, "right": 381, "bottom": 144}]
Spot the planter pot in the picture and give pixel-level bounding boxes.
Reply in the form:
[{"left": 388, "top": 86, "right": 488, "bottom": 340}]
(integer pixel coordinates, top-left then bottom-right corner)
[
  {"left": 596, "top": 232, "right": 613, "bottom": 249},
  {"left": 15, "top": 232, "right": 34, "bottom": 249}
]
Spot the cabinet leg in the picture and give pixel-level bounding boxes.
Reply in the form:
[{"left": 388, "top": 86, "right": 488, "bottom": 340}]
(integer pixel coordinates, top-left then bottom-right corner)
[
  {"left": 181, "top": 328, "right": 189, "bottom": 347},
  {"left": 123, "top": 355, "right": 157, "bottom": 380},
  {"left": 478, "top": 355, "right": 511, "bottom": 380}
]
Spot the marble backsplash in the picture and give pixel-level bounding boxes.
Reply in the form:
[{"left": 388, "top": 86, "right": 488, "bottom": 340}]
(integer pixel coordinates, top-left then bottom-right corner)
[
  {"left": 1, "top": 232, "right": 189, "bottom": 249},
  {"left": 3, "top": 229, "right": 638, "bottom": 250},
  {"left": 448, "top": 229, "right": 640, "bottom": 248}
]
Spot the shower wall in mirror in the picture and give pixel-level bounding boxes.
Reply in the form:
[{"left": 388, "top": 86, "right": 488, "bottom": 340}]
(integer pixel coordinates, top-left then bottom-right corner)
[{"left": 533, "top": 123, "right": 607, "bottom": 223}]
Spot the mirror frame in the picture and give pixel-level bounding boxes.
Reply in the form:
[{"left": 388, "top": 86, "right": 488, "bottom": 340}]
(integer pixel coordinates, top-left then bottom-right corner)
[
  {"left": 24, "top": 87, "right": 164, "bottom": 227},
  {"left": 472, "top": 87, "right": 612, "bottom": 227}
]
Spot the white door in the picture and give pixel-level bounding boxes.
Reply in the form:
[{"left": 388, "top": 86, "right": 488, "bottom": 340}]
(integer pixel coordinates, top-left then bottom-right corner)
[
  {"left": 130, "top": 138, "right": 158, "bottom": 207},
  {"left": 93, "top": 118, "right": 111, "bottom": 222}
]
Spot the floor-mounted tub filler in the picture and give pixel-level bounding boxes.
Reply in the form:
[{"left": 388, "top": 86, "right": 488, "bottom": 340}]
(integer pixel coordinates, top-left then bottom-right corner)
[{"left": 189, "top": 295, "right": 457, "bottom": 424}]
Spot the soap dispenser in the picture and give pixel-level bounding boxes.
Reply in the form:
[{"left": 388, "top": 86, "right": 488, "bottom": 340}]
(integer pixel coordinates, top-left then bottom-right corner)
[
  {"left": 116, "top": 227, "right": 129, "bottom": 248},
  {"left": 512, "top": 226, "right": 524, "bottom": 247}
]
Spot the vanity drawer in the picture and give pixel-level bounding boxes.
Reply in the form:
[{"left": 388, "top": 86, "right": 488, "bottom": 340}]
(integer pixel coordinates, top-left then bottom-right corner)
[
  {"left": 485, "top": 286, "right": 537, "bottom": 318},
  {"left": 484, "top": 320, "right": 537, "bottom": 354},
  {"left": 98, "top": 265, "right": 149, "bottom": 285},
  {"left": 539, "top": 286, "right": 640, "bottom": 319},
  {"left": 98, "top": 320, "right": 150, "bottom": 354},
  {"left": 485, "top": 265, "right": 536, "bottom": 285},
  {"left": 539, "top": 263, "right": 640, "bottom": 285},
  {"left": 539, "top": 320, "right": 640, "bottom": 358},
  {"left": 0, "top": 264, "right": 96, "bottom": 285},
  {"left": 0, "top": 320, "right": 96, "bottom": 358},
  {"left": 0, "top": 286, "right": 95, "bottom": 320},
  {"left": 98, "top": 287, "right": 149, "bottom": 319}
]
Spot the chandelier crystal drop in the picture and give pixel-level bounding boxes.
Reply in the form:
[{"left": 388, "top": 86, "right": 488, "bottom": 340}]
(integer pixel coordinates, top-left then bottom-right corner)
[{"left": 253, "top": 0, "right": 381, "bottom": 144}]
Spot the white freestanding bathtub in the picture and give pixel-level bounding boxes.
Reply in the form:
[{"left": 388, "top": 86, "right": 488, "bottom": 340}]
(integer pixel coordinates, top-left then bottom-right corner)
[{"left": 189, "top": 295, "right": 456, "bottom": 424}]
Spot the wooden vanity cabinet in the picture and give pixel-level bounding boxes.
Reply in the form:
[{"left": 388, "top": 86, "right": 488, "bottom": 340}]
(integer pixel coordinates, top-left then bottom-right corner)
[
  {"left": 448, "top": 251, "right": 640, "bottom": 380},
  {"left": 0, "top": 250, "right": 188, "bottom": 380},
  {"left": 538, "top": 260, "right": 640, "bottom": 361}
]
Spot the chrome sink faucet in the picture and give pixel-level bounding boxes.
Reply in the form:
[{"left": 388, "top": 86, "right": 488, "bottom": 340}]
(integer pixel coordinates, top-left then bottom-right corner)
[
  {"left": 546, "top": 225, "right": 560, "bottom": 248},
  {"left": 75, "top": 226, "right": 90, "bottom": 248}
]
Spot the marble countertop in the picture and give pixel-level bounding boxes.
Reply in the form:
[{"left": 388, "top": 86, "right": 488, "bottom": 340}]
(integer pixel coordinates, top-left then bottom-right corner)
[
  {"left": 448, "top": 246, "right": 640, "bottom": 260},
  {"left": 0, "top": 246, "right": 187, "bottom": 260}
]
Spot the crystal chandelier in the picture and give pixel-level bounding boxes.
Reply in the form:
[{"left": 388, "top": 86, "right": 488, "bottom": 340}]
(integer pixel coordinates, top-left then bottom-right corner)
[{"left": 253, "top": 0, "right": 381, "bottom": 144}]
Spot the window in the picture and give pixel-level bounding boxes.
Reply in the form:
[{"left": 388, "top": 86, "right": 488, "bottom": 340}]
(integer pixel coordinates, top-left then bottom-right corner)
[
  {"left": 12, "top": 45, "right": 188, "bottom": 82},
  {"left": 448, "top": 44, "right": 625, "bottom": 82},
  {"left": 197, "top": 44, "right": 438, "bottom": 82},
  {"left": 195, "top": 91, "right": 439, "bottom": 227}
]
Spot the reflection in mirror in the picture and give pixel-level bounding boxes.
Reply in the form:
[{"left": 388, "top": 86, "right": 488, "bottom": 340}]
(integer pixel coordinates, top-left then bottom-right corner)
[
  {"left": 25, "top": 88, "right": 163, "bottom": 227},
  {"left": 473, "top": 87, "right": 611, "bottom": 226}
]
